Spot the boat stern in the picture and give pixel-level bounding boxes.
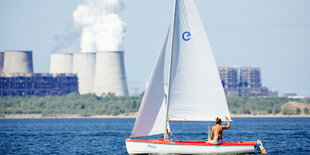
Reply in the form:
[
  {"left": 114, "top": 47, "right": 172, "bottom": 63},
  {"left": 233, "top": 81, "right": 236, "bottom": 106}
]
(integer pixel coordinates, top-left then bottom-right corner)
[{"left": 255, "top": 140, "right": 267, "bottom": 154}]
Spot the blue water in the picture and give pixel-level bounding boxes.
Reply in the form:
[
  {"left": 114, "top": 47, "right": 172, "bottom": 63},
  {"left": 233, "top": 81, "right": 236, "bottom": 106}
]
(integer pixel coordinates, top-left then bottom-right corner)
[{"left": 0, "top": 117, "right": 309, "bottom": 154}]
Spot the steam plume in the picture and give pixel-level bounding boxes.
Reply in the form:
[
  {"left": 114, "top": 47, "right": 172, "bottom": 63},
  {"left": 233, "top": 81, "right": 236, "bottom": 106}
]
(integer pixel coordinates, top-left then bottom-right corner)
[{"left": 73, "top": 0, "right": 126, "bottom": 52}]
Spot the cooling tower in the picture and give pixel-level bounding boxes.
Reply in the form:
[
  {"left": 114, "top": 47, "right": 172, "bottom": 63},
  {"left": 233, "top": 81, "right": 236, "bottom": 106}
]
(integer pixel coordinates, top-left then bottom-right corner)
[
  {"left": 93, "top": 51, "right": 129, "bottom": 96},
  {"left": 0, "top": 52, "right": 3, "bottom": 73},
  {"left": 3, "top": 50, "right": 34, "bottom": 73},
  {"left": 72, "top": 52, "right": 96, "bottom": 94},
  {"left": 50, "top": 53, "right": 73, "bottom": 73}
]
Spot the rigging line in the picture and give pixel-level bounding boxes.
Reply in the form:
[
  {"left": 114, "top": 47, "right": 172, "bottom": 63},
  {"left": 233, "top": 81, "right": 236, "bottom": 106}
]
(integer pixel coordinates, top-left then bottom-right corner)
[
  {"left": 170, "top": 130, "right": 179, "bottom": 141},
  {"left": 181, "top": 120, "right": 185, "bottom": 140},
  {"left": 207, "top": 122, "right": 211, "bottom": 141}
]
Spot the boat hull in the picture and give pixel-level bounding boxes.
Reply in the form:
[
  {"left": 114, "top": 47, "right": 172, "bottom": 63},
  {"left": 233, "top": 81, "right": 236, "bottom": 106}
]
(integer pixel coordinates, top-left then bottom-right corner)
[{"left": 125, "top": 139, "right": 257, "bottom": 154}]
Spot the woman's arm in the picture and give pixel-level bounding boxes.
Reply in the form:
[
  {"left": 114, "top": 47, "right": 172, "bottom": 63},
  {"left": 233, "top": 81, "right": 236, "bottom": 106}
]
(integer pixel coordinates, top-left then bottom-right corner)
[
  {"left": 223, "top": 116, "right": 230, "bottom": 129},
  {"left": 210, "top": 128, "right": 214, "bottom": 140}
]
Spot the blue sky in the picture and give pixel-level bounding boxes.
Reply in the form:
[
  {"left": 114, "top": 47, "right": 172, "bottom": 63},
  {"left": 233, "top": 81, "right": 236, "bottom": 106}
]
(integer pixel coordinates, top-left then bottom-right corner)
[{"left": 0, "top": 0, "right": 309, "bottom": 96}]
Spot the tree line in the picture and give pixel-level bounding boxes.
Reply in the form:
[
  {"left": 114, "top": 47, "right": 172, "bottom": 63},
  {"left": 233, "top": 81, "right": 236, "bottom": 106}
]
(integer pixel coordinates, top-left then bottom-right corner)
[
  {"left": 226, "top": 96, "right": 309, "bottom": 115},
  {"left": 0, "top": 93, "right": 309, "bottom": 117}
]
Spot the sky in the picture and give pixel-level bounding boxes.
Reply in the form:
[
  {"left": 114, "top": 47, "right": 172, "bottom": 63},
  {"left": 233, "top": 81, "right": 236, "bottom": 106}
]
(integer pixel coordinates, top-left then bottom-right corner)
[{"left": 0, "top": 0, "right": 309, "bottom": 97}]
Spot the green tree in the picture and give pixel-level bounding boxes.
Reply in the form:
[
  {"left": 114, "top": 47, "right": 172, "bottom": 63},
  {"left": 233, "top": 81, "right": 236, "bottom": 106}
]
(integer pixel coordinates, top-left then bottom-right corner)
[
  {"left": 243, "top": 109, "right": 251, "bottom": 114},
  {"left": 304, "top": 107, "right": 309, "bottom": 114}
]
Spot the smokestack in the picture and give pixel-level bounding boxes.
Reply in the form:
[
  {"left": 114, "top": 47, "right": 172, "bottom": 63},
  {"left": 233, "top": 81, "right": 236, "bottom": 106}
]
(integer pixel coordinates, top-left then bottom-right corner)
[
  {"left": 3, "top": 50, "right": 34, "bottom": 73},
  {"left": 73, "top": 0, "right": 126, "bottom": 53},
  {"left": 93, "top": 51, "right": 128, "bottom": 96},
  {"left": 0, "top": 52, "right": 3, "bottom": 73},
  {"left": 50, "top": 53, "right": 73, "bottom": 74},
  {"left": 72, "top": 52, "right": 96, "bottom": 94}
]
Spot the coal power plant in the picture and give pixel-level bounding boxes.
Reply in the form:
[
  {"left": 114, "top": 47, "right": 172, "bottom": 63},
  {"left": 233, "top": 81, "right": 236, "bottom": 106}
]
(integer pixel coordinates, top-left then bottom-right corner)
[
  {"left": 0, "top": 49, "right": 129, "bottom": 97},
  {"left": 1, "top": 0, "right": 130, "bottom": 97}
]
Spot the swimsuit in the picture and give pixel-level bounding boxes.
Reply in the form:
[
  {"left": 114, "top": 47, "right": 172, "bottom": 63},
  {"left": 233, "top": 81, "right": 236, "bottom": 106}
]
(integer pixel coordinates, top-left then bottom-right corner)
[{"left": 214, "top": 140, "right": 223, "bottom": 145}]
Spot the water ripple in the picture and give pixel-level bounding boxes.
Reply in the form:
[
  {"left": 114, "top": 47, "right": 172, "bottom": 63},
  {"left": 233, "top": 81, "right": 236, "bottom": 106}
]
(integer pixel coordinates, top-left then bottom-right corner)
[{"left": 0, "top": 118, "right": 309, "bottom": 154}]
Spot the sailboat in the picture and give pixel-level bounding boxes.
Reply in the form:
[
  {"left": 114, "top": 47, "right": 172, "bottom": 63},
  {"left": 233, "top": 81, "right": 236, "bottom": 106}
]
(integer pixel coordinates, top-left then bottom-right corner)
[{"left": 125, "top": 0, "right": 266, "bottom": 154}]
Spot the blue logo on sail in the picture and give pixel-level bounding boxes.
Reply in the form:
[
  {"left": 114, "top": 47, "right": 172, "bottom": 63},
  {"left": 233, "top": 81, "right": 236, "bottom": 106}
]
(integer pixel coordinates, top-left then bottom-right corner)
[{"left": 182, "top": 31, "right": 191, "bottom": 41}]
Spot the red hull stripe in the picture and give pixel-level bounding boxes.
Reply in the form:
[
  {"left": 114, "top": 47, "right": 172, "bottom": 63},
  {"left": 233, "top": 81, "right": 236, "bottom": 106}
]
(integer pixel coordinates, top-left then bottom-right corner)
[
  {"left": 126, "top": 139, "right": 256, "bottom": 146},
  {"left": 168, "top": 120, "right": 233, "bottom": 122}
]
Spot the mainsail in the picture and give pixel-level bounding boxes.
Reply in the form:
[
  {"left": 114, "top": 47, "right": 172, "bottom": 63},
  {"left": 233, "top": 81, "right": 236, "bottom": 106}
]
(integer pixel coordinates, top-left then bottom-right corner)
[{"left": 167, "top": 0, "right": 231, "bottom": 121}]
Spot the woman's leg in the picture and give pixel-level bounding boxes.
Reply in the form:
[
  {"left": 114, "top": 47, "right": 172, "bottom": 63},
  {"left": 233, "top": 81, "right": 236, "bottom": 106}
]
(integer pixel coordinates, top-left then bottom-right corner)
[{"left": 206, "top": 140, "right": 214, "bottom": 144}]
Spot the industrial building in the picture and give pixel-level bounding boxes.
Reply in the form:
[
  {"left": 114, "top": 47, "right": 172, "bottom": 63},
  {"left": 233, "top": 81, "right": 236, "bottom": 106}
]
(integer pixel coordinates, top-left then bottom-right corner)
[
  {"left": 218, "top": 66, "right": 276, "bottom": 97},
  {"left": 239, "top": 67, "right": 262, "bottom": 88},
  {"left": 218, "top": 67, "right": 238, "bottom": 89},
  {"left": 0, "top": 73, "right": 78, "bottom": 96},
  {"left": 0, "top": 51, "right": 78, "bottom": 97}
]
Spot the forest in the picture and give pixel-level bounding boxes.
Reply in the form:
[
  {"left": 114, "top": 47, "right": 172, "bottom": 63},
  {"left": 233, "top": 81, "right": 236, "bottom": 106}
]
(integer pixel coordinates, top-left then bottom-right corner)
[{"left": 0, "top": 93, "right": 309, "bottom": 117}]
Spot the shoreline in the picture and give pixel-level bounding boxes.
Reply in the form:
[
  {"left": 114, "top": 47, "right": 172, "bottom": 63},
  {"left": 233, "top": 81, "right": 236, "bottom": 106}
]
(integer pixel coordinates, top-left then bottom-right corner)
[
  {"left": 2, "top": 113, "right": 137, "bottom": 119},
  {"left": 1, "top": 113, "right": 310, "bottom": 119}
]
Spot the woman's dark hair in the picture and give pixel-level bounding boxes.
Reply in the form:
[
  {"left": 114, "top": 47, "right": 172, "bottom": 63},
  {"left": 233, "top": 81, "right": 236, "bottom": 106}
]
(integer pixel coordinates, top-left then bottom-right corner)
[{"left": 215, "top": 117, "right": 221, "bottom": 125}]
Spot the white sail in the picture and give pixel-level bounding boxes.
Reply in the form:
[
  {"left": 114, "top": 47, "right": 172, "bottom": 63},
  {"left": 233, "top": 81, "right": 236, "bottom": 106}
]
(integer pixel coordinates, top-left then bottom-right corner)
[
  {"left": 130, "top": 29, "right": 169, "bottom": 137},
  {"left": 167, "top": 0, "right": 231, "bottom": 122}
]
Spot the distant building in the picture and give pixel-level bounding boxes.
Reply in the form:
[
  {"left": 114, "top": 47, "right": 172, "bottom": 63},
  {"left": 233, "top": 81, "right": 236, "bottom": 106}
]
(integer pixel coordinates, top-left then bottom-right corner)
[
  {"left": 283, "top": 93, "right": 297, "bottom": 97},
  {"left": 218, "top": 66, "right": 276, "bottom": 97},
  {"left": 238, "top": 87, "right": 269, "bottom": 97},
  {"left": 268, "top": 90, "right": 279, "bottom": 97},
  {"left": 224, "top": 88, "right": 239, "bottom": 96},
  {"left": 287, "top": 96, "right": 305, "bottom": 99},
  {"left": 239, "top": 67, "right": 262, "bottom": 88},
  {"left": 0, "top": 73, "right": 78, "bottom": 96},
  {"left": 218, "top": 67, "right": 238, "bottom": 89},
  {"left": 282, "top": 93, "right": 305, "bottom": 99}
]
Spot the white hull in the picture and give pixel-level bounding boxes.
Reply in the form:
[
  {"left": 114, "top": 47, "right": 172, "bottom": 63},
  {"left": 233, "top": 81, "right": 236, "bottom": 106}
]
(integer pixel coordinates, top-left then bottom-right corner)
[{"left": 126, "top": 139, "right": 256, "bottom": 154}]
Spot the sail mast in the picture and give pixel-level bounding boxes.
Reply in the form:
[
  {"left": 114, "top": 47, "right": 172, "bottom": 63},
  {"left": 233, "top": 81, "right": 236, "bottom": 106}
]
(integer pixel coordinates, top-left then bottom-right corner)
[{"left": 164, "top": 0, "right": 177, "bottom": 140}]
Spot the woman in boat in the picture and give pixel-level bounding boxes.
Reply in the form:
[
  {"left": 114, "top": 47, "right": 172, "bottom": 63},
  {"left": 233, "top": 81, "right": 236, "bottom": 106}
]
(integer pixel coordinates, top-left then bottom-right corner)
[{"left": 207, "top": 116, "right": 230, "bottom": 145}]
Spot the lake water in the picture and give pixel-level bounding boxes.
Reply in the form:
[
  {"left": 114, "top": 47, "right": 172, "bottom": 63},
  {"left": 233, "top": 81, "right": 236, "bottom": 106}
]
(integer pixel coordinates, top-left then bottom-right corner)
[{"left": 0, "top": 117, "right": 309, "bottom": 154}]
